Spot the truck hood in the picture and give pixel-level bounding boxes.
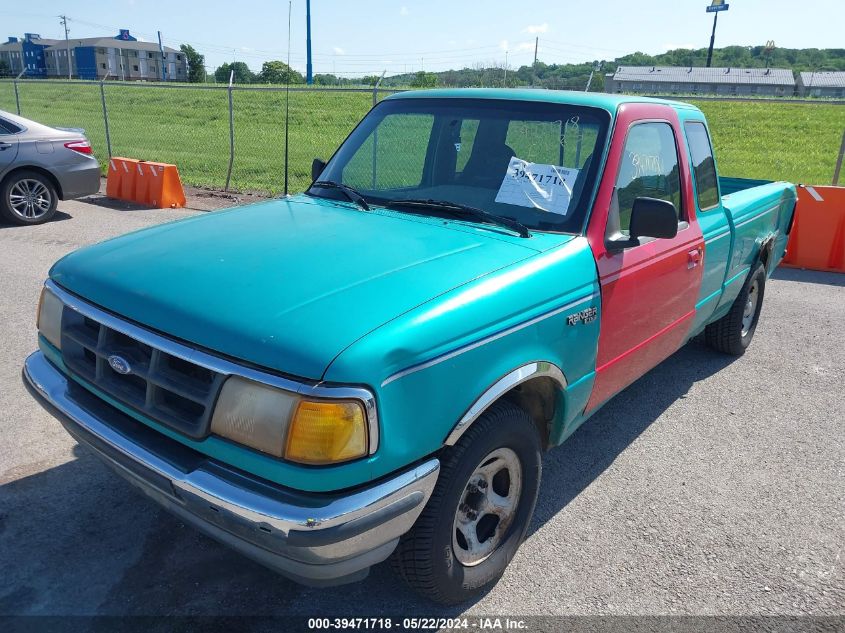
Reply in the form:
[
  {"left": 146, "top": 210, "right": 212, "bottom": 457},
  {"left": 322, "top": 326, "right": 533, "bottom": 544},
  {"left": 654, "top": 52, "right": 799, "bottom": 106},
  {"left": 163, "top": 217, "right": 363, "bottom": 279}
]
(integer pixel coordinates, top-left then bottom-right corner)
[{"left": 51, "top": 195, "right": 569, "bottom": 379}]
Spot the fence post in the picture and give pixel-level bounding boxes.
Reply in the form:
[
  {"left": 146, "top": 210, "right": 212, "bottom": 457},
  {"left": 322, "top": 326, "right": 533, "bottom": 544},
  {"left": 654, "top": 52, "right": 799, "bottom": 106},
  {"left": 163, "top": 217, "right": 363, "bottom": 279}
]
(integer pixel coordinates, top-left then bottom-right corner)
[
  {"left": 100, "top": 74, "right": 112, "bottom": 158},
  {"left": 225, "top": 70, "right": 235, "bottom": 192},
  {"left": 370, "top": 71, "right": 387, "bottom": 189},
  {"left": 833, "top": 129, "right": 845, "bottom": 186},
  {"left": 372, "top": 69, "right": 386, "bottom": 106},
  {"left": 13, "top": 68, "right": 26, "bottom": 115}
]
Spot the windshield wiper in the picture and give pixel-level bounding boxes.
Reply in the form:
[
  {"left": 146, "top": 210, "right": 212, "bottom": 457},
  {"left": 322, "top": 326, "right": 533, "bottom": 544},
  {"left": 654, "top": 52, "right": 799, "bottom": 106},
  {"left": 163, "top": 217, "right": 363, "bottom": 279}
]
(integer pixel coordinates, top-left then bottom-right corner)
[
  {"left": 309, "top": 180, "right": 370, "bottom": 210},
  {"left": 385, "top": 198, "right": 530, "bottom": 238}
]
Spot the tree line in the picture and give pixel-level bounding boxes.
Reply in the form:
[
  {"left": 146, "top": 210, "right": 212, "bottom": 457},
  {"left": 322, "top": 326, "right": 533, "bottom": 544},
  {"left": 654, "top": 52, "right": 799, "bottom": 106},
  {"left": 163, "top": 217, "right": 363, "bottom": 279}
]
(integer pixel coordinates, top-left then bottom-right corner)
[
  {"left": 198, "top": 45, "right": 843, "bottom": 89},
  {"left": 379, "top": 46, "right": 845, "bottom": 91}
]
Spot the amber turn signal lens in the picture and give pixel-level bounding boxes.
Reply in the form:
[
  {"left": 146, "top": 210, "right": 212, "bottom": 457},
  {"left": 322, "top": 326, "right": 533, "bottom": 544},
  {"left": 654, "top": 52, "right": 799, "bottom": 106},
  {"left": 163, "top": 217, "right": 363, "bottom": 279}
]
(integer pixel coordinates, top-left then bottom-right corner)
[{"left": 285, "top": 400, "right": 368, "bottom": 465}]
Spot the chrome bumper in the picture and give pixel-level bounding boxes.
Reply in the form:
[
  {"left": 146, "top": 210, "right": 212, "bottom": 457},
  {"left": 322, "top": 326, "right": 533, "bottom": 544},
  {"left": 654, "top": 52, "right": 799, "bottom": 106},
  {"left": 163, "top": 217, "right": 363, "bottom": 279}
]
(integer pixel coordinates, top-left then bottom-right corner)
[{"left": 23, "top": 351, "right": 439, "bottom": 586}]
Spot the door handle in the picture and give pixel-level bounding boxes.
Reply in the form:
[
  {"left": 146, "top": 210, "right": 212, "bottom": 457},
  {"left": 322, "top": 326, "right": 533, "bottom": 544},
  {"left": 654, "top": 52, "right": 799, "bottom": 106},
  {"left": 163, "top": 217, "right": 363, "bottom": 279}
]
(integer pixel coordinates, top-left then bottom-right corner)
[
  {"left": 688, "top": 247, "right": 703, "bottom": 269},
  {"left": 0, "top": 142, "right": 12, "bottom": 150}
]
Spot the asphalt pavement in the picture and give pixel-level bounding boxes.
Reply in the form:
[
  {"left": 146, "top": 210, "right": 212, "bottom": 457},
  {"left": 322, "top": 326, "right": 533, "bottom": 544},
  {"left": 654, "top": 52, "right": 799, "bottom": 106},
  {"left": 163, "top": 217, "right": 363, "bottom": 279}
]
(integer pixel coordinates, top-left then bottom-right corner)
[{"left": 0, "top": 196, "right": 842, "bottom": 620}]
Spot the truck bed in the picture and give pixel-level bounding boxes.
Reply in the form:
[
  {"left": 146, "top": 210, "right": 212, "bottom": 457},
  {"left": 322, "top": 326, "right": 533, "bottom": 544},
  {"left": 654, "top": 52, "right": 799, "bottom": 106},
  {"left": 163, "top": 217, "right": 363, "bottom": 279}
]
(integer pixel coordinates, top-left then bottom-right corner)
[{"left": 721, "top": 178, "right": 796, "bottom": 270}]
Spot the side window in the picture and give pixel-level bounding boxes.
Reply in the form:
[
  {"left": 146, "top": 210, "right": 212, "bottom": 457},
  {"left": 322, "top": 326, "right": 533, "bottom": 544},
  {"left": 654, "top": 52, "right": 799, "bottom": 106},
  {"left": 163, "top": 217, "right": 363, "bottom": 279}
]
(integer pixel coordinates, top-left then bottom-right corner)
[
  {"left": 454, "top": 119, "right": 479, "bottom": 174},
  {"left": 684, "top": 121, "right": 720, "bottom": 210},
  {"left": 505, "top": 118, "right": 597, "bottom": 169},
  {"left": 0, "top": 118, "right": 22, "bottom": 134},
  {"left": 506, "top": 120, "right": 563, "bottom": 165},
  {"left": 611, "top": 122, "right": 682, "bottom": 235},
  {"left": 343, "top": 113, "right": 434, "bottom": 191}
]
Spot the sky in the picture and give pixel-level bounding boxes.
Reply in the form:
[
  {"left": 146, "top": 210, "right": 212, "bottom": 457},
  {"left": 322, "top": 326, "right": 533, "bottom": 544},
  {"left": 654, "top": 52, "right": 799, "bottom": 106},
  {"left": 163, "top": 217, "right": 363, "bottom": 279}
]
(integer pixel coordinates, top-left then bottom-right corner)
[{"left": 1, "top": 1, "right": 842, "bottom": 77}]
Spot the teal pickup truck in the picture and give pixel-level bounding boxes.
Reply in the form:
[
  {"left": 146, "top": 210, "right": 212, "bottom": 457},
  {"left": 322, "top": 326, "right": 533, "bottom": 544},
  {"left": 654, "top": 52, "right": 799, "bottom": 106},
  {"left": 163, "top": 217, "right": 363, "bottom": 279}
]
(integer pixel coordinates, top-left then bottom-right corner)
[{"left": 25, "top": 89, "right": 796, "bottom": 604}]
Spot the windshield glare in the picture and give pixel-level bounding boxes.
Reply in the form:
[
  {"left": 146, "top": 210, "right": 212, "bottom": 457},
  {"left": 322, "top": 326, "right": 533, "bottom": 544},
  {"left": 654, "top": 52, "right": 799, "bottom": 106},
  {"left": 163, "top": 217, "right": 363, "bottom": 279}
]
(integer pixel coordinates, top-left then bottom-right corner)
[{"left": 313, "top": 97, "right": 609, "bottom": 234}]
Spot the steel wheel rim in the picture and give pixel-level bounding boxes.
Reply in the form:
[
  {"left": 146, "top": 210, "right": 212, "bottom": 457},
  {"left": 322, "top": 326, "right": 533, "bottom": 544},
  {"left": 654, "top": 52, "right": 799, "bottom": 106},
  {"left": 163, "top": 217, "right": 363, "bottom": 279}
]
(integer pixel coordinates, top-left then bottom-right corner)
[
  {"left": 8, "top": 179, "right": 52, "bottom": 220},
  {"left": 741, "top": 279, "right": 759, "bottom": 336},
  {"left": 452, "top": 447, "right": 523, "bottom": 567}
]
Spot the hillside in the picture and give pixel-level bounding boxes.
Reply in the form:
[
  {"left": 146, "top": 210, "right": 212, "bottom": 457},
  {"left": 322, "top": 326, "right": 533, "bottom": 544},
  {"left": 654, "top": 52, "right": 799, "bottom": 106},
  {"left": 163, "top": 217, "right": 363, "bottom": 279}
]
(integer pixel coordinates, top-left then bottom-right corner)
[{"left": 366, "top": 45, "right": 845, "bottom": 91}]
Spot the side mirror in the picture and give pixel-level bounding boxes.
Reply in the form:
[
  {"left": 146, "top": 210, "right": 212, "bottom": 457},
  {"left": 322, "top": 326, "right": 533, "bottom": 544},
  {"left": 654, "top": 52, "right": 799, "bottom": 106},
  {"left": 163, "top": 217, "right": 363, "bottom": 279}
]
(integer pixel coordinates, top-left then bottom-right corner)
[
  {"left": 311, "top": 158, "right": 327, "bottom": 182},
  {"left": 629, "top": 197, "right": 678, "bottom": 240}
]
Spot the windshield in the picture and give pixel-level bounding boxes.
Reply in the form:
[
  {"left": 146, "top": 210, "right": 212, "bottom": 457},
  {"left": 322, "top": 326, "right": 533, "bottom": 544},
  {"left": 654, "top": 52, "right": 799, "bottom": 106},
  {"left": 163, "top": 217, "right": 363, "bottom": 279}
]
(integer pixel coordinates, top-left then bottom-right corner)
[{"left": 311, "top": 97, "right": 610, "bottom": 234}]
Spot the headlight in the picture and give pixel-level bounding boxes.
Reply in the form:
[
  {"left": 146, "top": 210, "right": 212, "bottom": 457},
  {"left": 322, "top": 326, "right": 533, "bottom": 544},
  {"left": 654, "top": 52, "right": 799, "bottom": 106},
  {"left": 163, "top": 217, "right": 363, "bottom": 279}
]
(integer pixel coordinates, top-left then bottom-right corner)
[
  {"left": 210, "top": 376, "right": 369, "bottom": 465},
  {"left": 37, "top": 286, "right": 63, "bottom": 350},
  {"left": 210, "top": 376, "right": 299, "bottom": 458}
]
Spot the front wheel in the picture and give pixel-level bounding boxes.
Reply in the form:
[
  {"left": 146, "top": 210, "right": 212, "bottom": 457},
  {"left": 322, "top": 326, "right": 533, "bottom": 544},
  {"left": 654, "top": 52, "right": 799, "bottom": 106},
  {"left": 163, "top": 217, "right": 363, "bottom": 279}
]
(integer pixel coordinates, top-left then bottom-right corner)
[
  {"left": 391, "top": 401, "right": 541, "bottom": 605},
  {"left": 705, "top": 263, "right": 766, "bottom": 356}
]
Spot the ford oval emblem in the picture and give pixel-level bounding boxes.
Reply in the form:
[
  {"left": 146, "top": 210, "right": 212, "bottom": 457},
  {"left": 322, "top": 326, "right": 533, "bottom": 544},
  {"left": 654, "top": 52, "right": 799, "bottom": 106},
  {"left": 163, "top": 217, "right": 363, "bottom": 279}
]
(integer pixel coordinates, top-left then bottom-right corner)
[{"left": 108, "top": 354, "right": 132, "bottom": 375}]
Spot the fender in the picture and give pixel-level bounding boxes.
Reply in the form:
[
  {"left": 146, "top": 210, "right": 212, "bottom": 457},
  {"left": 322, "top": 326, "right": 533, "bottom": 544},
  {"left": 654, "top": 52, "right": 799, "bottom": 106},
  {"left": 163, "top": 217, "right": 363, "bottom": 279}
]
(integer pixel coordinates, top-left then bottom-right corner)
[{"left": 443, "top": 361, "right": 567, "bottom": 446}]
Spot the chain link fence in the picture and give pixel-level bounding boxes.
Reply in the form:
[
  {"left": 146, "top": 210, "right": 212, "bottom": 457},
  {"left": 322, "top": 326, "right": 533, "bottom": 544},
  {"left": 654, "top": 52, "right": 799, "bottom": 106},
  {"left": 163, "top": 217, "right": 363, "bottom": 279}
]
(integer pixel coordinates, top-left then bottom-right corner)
[
  {"left": 0, "top": 79, "right": 399, "bottom": 195},
  {"left": 2, "top": 79, "right": 844, "bottom": 189}
]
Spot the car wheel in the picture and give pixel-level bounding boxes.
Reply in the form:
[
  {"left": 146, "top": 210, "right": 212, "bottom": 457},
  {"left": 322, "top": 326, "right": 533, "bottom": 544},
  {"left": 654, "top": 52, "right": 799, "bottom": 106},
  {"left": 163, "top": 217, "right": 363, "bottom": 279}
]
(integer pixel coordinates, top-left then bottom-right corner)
[
  {"left": 1, "top": 170, "right": 59, "bottom": 226},
  {"left": 705, "top": 263, "right": 766, "bottom": 356},
  {"left": 391, "top": 400, "right": 541, "bottom": 605}
]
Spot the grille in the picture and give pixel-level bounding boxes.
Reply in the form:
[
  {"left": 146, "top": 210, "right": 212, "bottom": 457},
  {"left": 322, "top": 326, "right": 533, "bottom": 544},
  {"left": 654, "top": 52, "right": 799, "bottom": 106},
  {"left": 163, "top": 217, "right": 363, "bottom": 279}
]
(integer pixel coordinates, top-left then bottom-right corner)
[{"left": 60, "top": 306, "right": 225, "bottom": 439}]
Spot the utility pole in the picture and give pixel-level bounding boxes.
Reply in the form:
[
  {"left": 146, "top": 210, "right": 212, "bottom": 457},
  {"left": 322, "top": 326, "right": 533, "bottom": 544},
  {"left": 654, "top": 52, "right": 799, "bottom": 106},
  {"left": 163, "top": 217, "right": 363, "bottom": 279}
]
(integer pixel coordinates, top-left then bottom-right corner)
[
  {"left": 59, "top": 14, "right": 71, "bottom": 79},
  {"left": 306, "top": 0, "right": 313, "bottom": 84},
  {"left": 532, "top": 36, "right": 538, "bottom": 86},
  {"left": 157, "top": 31, "right": 167, "bottom": 81},
  {"left": 585, "top": 61, "right": 601, "bottom": 92},
  {"left": 503, "top": 50, "right": 508, "bottom": 87}
]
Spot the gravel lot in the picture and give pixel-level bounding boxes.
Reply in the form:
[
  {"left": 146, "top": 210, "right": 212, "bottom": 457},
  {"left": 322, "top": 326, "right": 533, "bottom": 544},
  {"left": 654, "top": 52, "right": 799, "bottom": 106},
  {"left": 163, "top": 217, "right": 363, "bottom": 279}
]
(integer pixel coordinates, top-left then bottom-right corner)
[{"left": 0, "top": 196, "right": 842, "bottom": 621}]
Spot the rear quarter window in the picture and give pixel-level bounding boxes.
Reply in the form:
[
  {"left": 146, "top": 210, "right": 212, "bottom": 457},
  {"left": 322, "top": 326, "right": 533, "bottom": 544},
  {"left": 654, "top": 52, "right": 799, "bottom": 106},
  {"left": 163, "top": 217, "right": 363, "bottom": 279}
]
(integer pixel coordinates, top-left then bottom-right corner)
[{"left": 684, "top": 121, "right": 720, "bottom": 210}]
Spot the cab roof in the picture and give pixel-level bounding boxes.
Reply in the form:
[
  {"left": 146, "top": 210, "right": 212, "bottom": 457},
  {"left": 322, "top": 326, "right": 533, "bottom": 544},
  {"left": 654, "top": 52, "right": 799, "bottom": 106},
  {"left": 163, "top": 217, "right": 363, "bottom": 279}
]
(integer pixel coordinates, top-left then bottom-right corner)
[{"left": 385, "top": 88, "right": 700, "bottom": 115}]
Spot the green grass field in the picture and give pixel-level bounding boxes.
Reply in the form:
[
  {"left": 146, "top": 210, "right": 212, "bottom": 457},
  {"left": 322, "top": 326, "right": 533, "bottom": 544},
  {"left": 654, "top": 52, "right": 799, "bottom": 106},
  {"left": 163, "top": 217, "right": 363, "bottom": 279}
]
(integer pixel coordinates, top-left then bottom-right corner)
[{"left": 1, "top": 81, "right": 842, "bottom": 194}]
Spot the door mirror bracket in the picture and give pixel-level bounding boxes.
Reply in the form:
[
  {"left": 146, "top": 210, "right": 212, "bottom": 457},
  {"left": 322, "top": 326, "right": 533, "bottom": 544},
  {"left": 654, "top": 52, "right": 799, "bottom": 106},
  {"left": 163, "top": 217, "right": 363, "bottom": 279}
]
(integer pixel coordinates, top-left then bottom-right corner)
[
  {"left": 606, "top": 234, "right": 640, "bottom": 252},
  {"left": 605, "top": 197, "right": 678, "bottom": 252}
]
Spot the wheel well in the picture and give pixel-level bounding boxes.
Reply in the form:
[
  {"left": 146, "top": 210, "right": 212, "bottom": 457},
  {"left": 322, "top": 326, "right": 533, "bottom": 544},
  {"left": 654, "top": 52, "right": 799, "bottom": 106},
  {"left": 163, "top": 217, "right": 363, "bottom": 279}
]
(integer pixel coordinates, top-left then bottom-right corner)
[
  {"left": 758, "top": 235, "right": 775, "bottom": 272},
  {"left": 502, "top": 376, "right": 560, "bottom": 450},
  {"left": 1, "top": 166, "right": 63, "bottom": 199}
]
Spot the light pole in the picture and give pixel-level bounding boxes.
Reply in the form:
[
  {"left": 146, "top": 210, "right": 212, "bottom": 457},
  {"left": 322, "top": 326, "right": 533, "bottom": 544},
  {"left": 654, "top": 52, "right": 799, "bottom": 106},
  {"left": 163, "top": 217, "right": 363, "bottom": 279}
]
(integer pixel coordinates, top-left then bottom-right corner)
[{"left": 306, "top": 0, "right": 313, "bottom": 85}]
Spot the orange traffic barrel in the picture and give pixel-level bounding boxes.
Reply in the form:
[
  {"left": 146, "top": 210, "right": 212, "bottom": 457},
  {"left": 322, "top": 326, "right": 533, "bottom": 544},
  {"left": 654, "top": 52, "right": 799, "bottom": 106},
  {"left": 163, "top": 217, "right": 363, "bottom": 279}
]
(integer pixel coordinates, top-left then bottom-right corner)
[{"left": 782, "top": 185, "right": 845, "bottom": 273}]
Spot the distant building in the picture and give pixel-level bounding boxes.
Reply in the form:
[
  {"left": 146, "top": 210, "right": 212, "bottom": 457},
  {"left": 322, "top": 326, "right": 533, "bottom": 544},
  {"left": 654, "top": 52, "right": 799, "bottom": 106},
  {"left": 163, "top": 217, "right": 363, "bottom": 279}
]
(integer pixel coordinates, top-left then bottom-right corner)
[
  {"left": 797, "top": 72, "right": 845, "bottom": 98},
  {"left": 0, "top": 30, "right": 187, "bottom": 81},
  {"left": 0, "top": 34, "right": 60, "bottom": 77},
  {"left": 604, "top": 66, "right": 796, "bottom": 97}
]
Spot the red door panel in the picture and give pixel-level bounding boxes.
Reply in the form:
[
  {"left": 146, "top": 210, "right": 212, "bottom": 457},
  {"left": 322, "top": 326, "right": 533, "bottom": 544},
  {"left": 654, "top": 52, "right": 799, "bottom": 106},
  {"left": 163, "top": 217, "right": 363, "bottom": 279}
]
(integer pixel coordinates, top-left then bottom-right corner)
[{"left": 585, "top": 103, "right": 703, "bottom": 412}]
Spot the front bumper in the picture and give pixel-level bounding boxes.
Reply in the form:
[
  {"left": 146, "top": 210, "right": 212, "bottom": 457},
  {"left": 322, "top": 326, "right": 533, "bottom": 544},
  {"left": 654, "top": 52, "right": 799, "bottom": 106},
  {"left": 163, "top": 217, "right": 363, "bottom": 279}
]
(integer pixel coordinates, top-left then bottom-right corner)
[{"left": 23, "top": 351, "right": 440, "bottom": 586}]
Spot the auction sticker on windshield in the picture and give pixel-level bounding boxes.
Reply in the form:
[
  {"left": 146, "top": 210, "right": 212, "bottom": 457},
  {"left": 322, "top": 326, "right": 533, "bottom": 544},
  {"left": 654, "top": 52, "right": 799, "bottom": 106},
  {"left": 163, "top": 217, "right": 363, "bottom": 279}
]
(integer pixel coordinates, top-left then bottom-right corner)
[{"left": 495, "top": 157, "right": 579, "bottom": 215}]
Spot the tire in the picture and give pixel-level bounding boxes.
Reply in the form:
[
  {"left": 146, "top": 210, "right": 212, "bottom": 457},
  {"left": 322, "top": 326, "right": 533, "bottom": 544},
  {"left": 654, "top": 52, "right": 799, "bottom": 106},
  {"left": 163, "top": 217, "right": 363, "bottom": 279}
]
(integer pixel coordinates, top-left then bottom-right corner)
[
  {"left": 705, "top": 263, "right": 766, "bottom": 356},
  {"left": 391, "top": 400, "right": 542, "bottom": 605},
  {"left": 0, "top": 170, "right": 59, "bottom": 226}
]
